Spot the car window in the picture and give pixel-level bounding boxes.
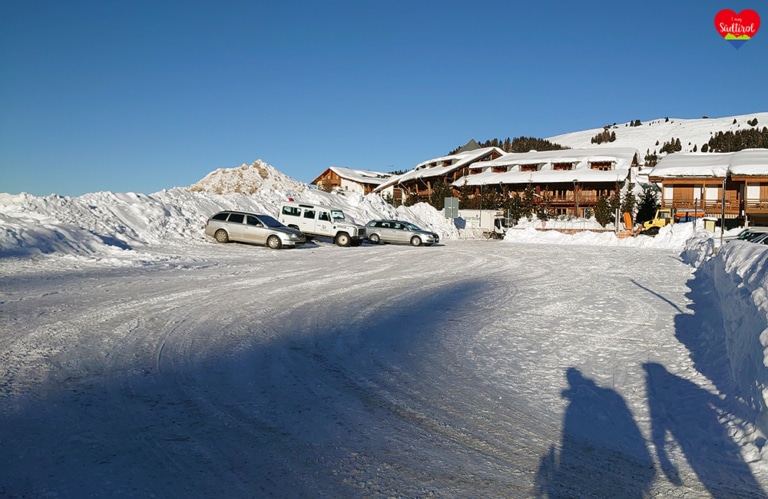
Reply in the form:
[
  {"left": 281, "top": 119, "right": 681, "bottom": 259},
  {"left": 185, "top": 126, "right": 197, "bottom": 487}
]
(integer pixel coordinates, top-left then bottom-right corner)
[
  {"left": 393, "top": 223, "right": 404, "bottom": 230},
  {"left": 319, "top": 211, "right": 331, "bottom": 222},
  {"left": 381, "top": 222, "right": 391, "bottom": 228},
  {"left": 281, "top": 206, "right": 301, "bottom": 217},
  {"left": 331, "top": 210, "right": 345, "bottom": 221},
  {"left": 246, "top": 215, "right": 263, "bottom": 226},
  {"left": 212, "top": 212, "right": 229, "bottom": 221},
  {"left": 303, "top": 209, "right": 315, "bottom": 219},
  {"left": 228, "top": 213, "right": 245, "bottom": 224},
  {"left": 259, "top": 215, "right": 283, "bottom": 228}
]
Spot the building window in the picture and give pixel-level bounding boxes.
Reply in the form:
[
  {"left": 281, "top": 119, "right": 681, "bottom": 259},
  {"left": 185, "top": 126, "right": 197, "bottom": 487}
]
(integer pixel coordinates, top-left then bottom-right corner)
[{"left": 590, "top": 162, "right": 613, "bottom": 171}]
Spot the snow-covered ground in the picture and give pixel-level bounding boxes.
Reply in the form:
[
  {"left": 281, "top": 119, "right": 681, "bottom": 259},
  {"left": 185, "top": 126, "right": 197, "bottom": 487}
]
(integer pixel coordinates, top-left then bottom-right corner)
[{"left": 3, "top": 168, "right": 768, "bottom": 496}]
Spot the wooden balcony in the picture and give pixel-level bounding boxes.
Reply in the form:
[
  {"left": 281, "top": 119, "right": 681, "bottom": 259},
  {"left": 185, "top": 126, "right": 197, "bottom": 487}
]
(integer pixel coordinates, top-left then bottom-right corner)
[{"left": 745, "top": 200, "right": 768, "bottom": 213}]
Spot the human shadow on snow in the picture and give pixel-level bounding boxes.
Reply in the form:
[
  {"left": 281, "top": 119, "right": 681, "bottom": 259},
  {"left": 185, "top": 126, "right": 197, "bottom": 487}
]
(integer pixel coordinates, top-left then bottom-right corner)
[
  {"left": 534, "top": 368, "right": 655, "bottom": 498},
  {"left": 632, "top": 263, "right": 767, "bottom": 497},
  {"left": 644, "top": 362, "right": 766, "bottom": 498}
]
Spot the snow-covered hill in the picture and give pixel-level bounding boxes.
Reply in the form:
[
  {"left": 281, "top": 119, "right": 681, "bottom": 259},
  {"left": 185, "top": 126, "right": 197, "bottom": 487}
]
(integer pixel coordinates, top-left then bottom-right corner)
[{"left": 547, "top": 112, "right": 768, "bottom": 159}]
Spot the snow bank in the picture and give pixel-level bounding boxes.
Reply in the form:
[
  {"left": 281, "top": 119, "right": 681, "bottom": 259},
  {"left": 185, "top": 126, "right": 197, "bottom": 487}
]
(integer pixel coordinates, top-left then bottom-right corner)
[
  {"left": 0, "top": 188, "right": 473, "bottom": 260},
  {"left": 504, "top": 217, "right": 701, "bottom": 252},
  {"left": 697, "top": 242, "right": 768, "bottom": 432}
]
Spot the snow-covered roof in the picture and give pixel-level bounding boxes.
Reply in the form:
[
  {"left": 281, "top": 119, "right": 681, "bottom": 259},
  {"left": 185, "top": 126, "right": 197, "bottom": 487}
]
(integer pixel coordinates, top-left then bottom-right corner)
[
  {"left": 375, "top": 146, "right": 505, "bottom": 191},
  {"left": 456, "top": 167, "right": 629, "bottom": 186},
  {"left": 649, "top": 149, "right": 768, "bottom": 179},
  {"left": 455, "top": 147, "right": 637, "bottom": 186},
  {"left": 729, "top": 149, "right": 768, "bottom": 177},
  {"left": 317, "top": 166, "right": 391, "bottom": 186},
  {"left": 469, "top": 147, "right": 638, "bottom": 170}
]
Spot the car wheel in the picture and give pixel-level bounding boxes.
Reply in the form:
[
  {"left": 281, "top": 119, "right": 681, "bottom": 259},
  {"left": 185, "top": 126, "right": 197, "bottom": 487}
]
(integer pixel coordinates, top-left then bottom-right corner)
[
  {"left": 335, "top": 233, "right": 351, "bottom": 247},
  {"left": 643, "top": 227, "right": 660, "bottom": 236},
  {"left": 410, "top": 236, "right": 422, "bottom": 247},
  {"left": 369, "top": 234, "right": 380, "bottom": 244},
  {"left": 267, "top": 235, "right": 282, "bottom": 249},
  {"left": 214, "top": 229, "right": 229, "bottom": 243}
]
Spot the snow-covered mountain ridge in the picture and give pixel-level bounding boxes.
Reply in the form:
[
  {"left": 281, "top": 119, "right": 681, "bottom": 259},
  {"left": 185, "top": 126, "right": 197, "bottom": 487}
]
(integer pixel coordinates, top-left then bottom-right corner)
[{"left": 547, "top": 112, "right": 768, "bottom": 159}]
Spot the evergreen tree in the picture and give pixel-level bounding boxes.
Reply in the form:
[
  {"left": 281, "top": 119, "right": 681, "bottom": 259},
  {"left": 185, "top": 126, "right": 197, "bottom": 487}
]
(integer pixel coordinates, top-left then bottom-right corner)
[
  {"left": 707, "top": 127, "right": 768, "bottom": 152},
  {"left": 609, "top": 186, "right": 622, "bottom": 224},
  {"left": 594, "top": 195, "right": 612, "bottom": 227},
  {"left": 458, "top": 181, "right": 476, "bottom": 209},
  {"left": 621, "top": 185, "right": 637, "bottom": 217},
  {"left": 428, "top": 181, "right": 453, "bottom": 210},
  {"left": 403, "top": 191, "right": 421, "bottom": 207},
  {"left": 522, "top": 183, "right": 536, "bottom": 218},
  {"left": 636, "top": 187, "right": 659, "bottom": 224},
  {"left": 535, "top": 193, "right": 552, "bottom": 221},
  {"left": 504, "top": 193, "right": 526, "bottom": 225}
]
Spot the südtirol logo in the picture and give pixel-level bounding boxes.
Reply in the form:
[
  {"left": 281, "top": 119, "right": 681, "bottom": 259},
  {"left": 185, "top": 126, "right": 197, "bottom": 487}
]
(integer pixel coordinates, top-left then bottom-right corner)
[{"left": 715, "top": 9, "right": 760, "bottom": 49}]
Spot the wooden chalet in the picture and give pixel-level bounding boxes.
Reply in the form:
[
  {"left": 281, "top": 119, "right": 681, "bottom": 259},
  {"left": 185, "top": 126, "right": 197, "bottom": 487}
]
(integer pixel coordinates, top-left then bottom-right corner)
[
  {"left": 375, "top": 145, "right": 505, "bottom": 204},
  {"left": 453, "top": 147, "right": 640, "bottom": 217},
  {"left": 648, "top": 149, "right": 768, "bottom": 226},
  {"left": 311, "top": 166, "right": 391, "bottom": 195}
]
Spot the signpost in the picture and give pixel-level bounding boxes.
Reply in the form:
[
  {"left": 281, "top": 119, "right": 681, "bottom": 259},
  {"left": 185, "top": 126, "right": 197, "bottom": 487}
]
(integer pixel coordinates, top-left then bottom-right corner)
[{"left": 444, "top": 197, "right": 459, "bottom": 219}]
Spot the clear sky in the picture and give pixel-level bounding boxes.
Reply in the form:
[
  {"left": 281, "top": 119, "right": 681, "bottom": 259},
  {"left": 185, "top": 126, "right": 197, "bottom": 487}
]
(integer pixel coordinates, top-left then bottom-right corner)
[{"left": 1, "top": 0, "right": 766, "bottom": 197}]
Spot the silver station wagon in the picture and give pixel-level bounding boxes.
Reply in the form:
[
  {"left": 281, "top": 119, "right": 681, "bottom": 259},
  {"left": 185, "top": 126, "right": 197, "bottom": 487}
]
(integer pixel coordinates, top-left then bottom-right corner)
[
  {"left": 365, "top": 220, "right": 439, "bottom": 246},
  {"left": 205, "top": 211, "right": 306, "bottom": 249}
]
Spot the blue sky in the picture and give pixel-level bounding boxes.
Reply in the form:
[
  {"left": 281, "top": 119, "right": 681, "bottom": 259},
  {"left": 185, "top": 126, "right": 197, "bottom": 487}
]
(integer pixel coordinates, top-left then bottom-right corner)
[{"left": 1, "top": 0, "right": 766, "bottom": 197}]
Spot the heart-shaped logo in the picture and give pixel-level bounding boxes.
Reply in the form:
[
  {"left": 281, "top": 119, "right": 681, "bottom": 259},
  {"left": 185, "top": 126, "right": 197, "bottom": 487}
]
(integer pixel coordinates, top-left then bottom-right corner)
[{"left": 715, "top": 9, "right": 761, "bottom": 49}]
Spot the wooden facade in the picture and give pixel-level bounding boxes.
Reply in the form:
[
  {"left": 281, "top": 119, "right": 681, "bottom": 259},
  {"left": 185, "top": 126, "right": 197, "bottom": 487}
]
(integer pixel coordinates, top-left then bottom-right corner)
[
  {"left": 648, "top": 150, "right": 768, "bottom": 226},
  {"left": 311, "top": 167, "right": 390, "bottom": 195},
  {"left": 454, "top": 147, "right": 639, "bottom": 217},
  {"left": 469, "top": 181, "right": 624, "bottom": 217},
  {"left": 376, "top": 147, "right": 506, "bottom": 204}
]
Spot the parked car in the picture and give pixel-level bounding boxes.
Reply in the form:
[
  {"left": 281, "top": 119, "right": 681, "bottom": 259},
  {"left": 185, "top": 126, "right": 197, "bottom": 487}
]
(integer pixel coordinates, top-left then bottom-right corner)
[
  {"left": 365, "top": 220, "right": 439, "bottom": 246},
  {"left": 278, "top": 201, "right": 366, "bottom": 247},
  {"left": 738, "top": 227, "right": 768, "bottom": 242},
  {"left": 205, "top": 211, "right": 306, "bottom": 249},
  {"left": 749, "top": 232, "right": 768, "bottom": 244}
]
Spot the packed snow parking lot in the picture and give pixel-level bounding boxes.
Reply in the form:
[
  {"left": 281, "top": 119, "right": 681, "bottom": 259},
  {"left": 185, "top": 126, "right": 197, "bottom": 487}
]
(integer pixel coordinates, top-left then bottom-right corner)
[{"left": 4, "top": 184, "right": 768, "bottom": 497}]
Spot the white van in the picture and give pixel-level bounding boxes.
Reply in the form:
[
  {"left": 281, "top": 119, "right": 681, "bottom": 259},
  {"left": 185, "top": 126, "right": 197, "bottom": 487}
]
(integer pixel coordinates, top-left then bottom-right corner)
[{"left": 278, "top": 201, "right": 366, "bottom": 247}]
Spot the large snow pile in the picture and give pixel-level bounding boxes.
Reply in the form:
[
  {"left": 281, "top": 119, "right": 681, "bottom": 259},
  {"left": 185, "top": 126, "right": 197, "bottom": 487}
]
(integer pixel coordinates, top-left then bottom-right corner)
[
  {"left": 504, "top": 218, "right": 702, "bottom": 253},
  {"left": 0, "top": 159, "right": 479, "bottom": 261},
  {"left": 189, "top": 160, "right": 308, "bottom": 195}
]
